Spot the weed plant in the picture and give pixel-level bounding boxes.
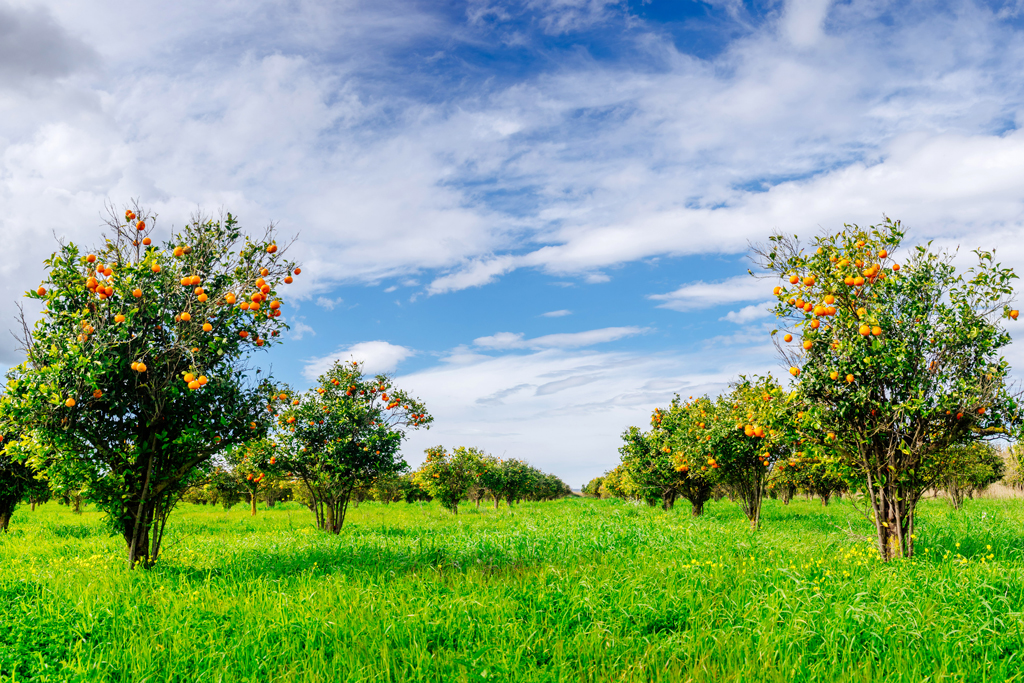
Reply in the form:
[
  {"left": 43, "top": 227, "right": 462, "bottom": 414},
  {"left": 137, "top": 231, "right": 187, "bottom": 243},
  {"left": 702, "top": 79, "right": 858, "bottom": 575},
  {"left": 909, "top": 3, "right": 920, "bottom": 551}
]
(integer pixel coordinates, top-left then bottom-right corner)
[{"left": 1, "top": 496, "right": 1023, "bottom": 682}]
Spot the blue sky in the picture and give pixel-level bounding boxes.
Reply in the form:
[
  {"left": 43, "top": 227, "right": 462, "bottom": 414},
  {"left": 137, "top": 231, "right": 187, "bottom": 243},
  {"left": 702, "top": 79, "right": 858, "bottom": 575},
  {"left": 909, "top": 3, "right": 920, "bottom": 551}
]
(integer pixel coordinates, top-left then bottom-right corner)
[{"left": 3, "top": 0, "right": 1024, "bottom": 486}]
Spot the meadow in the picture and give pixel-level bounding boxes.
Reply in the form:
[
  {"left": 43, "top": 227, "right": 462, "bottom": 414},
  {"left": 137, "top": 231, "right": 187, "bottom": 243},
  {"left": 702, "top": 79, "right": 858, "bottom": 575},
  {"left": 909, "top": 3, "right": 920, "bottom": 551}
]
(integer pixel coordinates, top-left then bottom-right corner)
[{"left": 2, "top": 495, "right": 1023, "bottom": 683}]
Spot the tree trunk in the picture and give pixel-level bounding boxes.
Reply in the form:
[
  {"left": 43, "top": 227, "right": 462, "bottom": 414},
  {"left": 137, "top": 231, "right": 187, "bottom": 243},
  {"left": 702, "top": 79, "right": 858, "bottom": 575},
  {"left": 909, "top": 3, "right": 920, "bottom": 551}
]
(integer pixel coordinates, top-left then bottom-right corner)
[
  {"left": 821, "top": 493, "right": 831, "bottom": 507},
  {"left": 123, "top": 500, "right": 156, "bottom": 568},
  {"left": 691, "top": 499, "right": 704, "bottom": 517},
  {"left": 494, "top": 496, "right": 501, "bottom": 510},
  {"left": 0, "top": 511, "right": 10, "bottom": 532},
  {"left": 250, "top": 492, "right": 257, "bottom": 517},
  {"left": 475, "top": 498, "right": 481, "bottom": 510}
]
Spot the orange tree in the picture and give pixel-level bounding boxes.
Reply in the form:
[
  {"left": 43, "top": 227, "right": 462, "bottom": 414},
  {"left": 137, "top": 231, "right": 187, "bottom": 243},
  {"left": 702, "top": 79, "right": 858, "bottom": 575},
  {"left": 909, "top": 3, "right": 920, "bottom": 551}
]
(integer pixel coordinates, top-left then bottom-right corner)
[
  {"left": 0, "top": 430, "right": 49, "bottom": 532},
  {"left": 225, "top": 438, "right": 279, "bottom": 516},
  {"left": 262, "top": 360, "right": 430, "bottom": 532},
  {"left": 754, "top": 218, "right": 1021, "bottom": 560},
  {"left": 770, "top": 454, "right": 850, "bottom": 506},
  {"left": 3, "top": 206, "right": 295, "bottom": 566},
  {"left": 657, "top": 396, "right": 722, "bottom": 516},
  {"left": 709, "top": 375, "right": 796, "bottom": 529},
  {"left": 413, "top": 446, "right": 480, "bottom": 514}
]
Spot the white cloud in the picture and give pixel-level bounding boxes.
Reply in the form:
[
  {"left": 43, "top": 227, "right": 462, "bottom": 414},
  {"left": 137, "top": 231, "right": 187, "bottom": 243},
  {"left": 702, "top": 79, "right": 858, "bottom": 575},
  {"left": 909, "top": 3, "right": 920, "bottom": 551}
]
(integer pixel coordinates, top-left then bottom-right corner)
[
  {"left": 541, "top": 309, "right": 572, "bottom": 317},
  {"left": 782, "top": 0, "right": 833, "bottom": 48},
  {"left": 303, "top": 341, "right": 415, "bottom": 380},
  {"left": 316, "top": 297, "right": 343, "bottom": 310},
  {"left": 426, "top": 256, "right": 519, "bottom": 295},
  {"left": 289, "top": 321, "right": 316, "bottom": 340},
  {"left": 650, "top": 275, "right": 772, "bottom": 312},
  {"left": 473, "top": 326, "right": 648, "bottom": 350},
  {"left": 721, "top": 302, "right": 776, "bottom": 324}
]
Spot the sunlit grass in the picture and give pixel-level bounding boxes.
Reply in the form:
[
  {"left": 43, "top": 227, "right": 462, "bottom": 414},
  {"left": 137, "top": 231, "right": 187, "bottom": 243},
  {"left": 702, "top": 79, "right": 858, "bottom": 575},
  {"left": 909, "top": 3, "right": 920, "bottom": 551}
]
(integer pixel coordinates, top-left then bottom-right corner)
[{"left": 2, "top": 495, "right": 1023, "bottom": 682}]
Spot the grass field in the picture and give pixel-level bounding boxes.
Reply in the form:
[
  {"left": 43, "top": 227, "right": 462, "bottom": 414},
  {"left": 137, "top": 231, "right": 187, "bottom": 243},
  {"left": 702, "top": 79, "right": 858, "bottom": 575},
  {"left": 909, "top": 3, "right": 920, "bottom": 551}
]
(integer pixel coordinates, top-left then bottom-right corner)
[{"left": 2, "top": 495, "right": 1023, "bottom": 683}]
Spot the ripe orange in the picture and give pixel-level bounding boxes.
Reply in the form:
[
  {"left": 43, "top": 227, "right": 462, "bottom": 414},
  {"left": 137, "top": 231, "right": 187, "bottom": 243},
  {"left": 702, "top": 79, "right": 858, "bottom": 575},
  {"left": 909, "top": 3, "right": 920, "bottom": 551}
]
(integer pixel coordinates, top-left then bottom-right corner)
[
  {"left": 829, "top": 370, "right": 839, "bottom": 380},
  {"left": 284, "top": 276, "right": 293, "bottom": 284},
  {"left": 269, "top": 300, "right": 281, "bottom": 310},
  {"left": 824, "top": 294, "right": 835, "bottom": 305},
  {"left": 36, "top": 286, "right": 46, "bottom": 296},
  {"left": 198, "top": 376, "right": 208, "bottom": 385},
  {"left": 893, "top": 264, "right": 900, "bottom": 271},
  {"left": 789, "top": 275, "right": 799, "bottom": 284},
  {"left": 853, "top": 277, "right": 865, "bottom": 287},
  {"left": 789, "top": 366, "right": 800, "bottom": 377},
  {"left": 225, "top": 293, "right": 236, "bottom": 304},
  {"left": 184, "top": 373, "right": 196, "bottom": 383},
  {"left": 188, "top": 380, "right": 200, "bottom": 390},
  {"left": 180, "top": 312, "right": 192, "bottom": 322},
  {"left": 198, "top": 293, "right": 208, "bottom": 302},
  {"left": 203, "top": 322, "right": 213, "bottom": 332},
  {"left": 846, "top": 374, "right": 854, "bottom": 383},
  {"left": 773, "top": 286, "right": 782, "bottom": 295},
  {"left": 1011, "top": 310, "right": 1019, "bottom": 320},
  {"left": 802, "top": 340, "right": 813, "bottom": 350},
  {"left": 142, "top": 237, "right": 152, "bottom": 246},
  {"left": 173, "top": 246, "right": 184, "bottom": 257},
  {"left": 240, "top": 302, "right": 251, "bottom": 311},
  {"left": 859, "top": 325, "right": 870, "bottom": 336},
  {"left": 293, "top": 268, "right": 301, "bottom": 275},
  {"left": 878, "top": 249, "right": 887, "bottom": 258},
  {"left": 844, "top": 276, "right": 854, "bottom": 286},
  {"left": 65, "top": 397, "right": 76, "bottom": 407},
  {"left": 136, "top": 221, "right": 146, "bottom": 231},
  {"left": 871, "top": 326, "right": 882, "bottom": 336},
  {"left": 239, "top": 330, "right": 249, "bottom": 338},
  {"left": 260, "top": 268, "right": 269, "bottom": 276},
  {"left": 267, "top": 244, "right": 278, "bottom": 254},
  {"left": 114, "top": 314, "right": 126, "bottom": 323},
  {"left": 87, "top": 254, "right": 97, "bottom": 263},
  {"left": 151, "top": 264, "right": 161, "bottom": 273},
  {"left": 137, "top": 362, "right": 147, "bottom": 373},
  {"left": 810, "top": 319, "right": 820, "bottom": 329}
]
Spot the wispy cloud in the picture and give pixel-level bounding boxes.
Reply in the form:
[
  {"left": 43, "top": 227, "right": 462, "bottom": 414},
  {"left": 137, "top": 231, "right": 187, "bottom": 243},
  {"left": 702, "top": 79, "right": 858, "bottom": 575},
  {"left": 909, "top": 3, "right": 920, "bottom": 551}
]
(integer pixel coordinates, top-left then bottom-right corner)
[
  {"left": 474, "top": 326, "right": 649, "bottom": 350},
  {"left": 541, "top": 309, "right": 572, "bottom": 317},
  {"left": 650, "top": 275, "right": 771, "bottom": 312}
]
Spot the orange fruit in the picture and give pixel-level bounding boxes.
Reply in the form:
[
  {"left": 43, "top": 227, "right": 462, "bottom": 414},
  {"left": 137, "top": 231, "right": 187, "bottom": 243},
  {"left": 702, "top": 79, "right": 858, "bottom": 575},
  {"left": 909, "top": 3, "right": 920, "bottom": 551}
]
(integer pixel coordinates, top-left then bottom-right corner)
[
  {"left": 824, "top": 294, "right": 835, "bottom": 304},
  {"left": 114, "top": 314, "right": 125, "bottom": 323},
  {"left": 198, "top": 376, "right": 208, "bottom": 385},
  {"left": 260, "top": 268, "right": 269, "bottom": 276},
  {"left": 203, "top": 322, "right": 213, "bottom": 332},
  {"left": 773, "top": 286, "right": 782, "bottom": 295},
  {"left": 239, "top": 330, "right": 249, "bottom": 338},
  {"left": 893, "top": 264, "right": 901, "bottom": 271},
  {"left": 142, "top": 237, "right": 152, "bottom": 246},
  {"left": 878, "top": 249, "right": 887, "bottom": 258},
  {"left": 789, "top": 275, "right": 799, "bottom": 284},
  {"left": 267, "top": 244, "right": 278, "bottom": 254},
  {"left": 151, "top": 264, "right": 161, "bottom": 273},
  {"left": 269, "top": 300, "right": 281, "bottom": 310},
  {"left": 859, "top": 325, "right": 870, "bottom": 336},
  {"left": 284, "top": 276, "right": 293, "bottom": 284},
  {"left": 173, "top": 246, "right": 184, "bottom": 257},
  {"left": 846, "top": 374, "right": 854, "bottom": 383},
  {"left": 240, "top": 302, "right": 250, "bottom": 311},
  {"left": 871, "top": 326, "right": 882, "bottom": 336},
  {"left": 829, "top": 370, "right": 839, "bottom": 380},
  {"left": 180, "top": 312, "right": 191, "bottom": 322},
  {"left": 789, "top": 366, "right": 800, "bottom": 377},
  {"left": 65, "top": 397, "right": 76, "bottom": 407},
  {"left": 810, "top": 319, "right": 820, "bottom": 329},
  {"left": 225, "top": 293, "right": 236, "bottom": 304},
  {"left": 1011, "top": 310, "right": 1019, "bottom": 320},
  {"left": 197, "top": 293, "right": 208, "bottom": 302},
  {"left": 86, "top": 254, "right": 97, "bottom": 263},
  {"left": 293, "top": 268, "right": 301, "bottom": 275},
  {"left": 36, "top": 286, "right": 46, "bottom": 296},
  {"left": 802, "top": 340, "right": 813, "bottom": 350},
  {"left": 136, "top": 221, "right": 146, "bottom": 231},
  {"left": 137, "top": 363, "right": 147, "bottom": 373}
]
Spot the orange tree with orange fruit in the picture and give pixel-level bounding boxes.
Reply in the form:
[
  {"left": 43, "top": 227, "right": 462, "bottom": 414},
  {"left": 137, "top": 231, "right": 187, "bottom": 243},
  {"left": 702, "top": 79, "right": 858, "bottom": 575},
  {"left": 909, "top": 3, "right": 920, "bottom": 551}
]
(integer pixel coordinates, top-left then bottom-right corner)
[
  {"left": 2, "top": 205, "right": 296, "bottom": 567},
  {"left": 768, "top": 453, "right": 850, "bottom": 506},
  {"left": 224, "top": 438, "right": 280, "bottom": 516},
  {"left": 413, "top": 445, "right": 482, "bottom": 515},
  {"left": 620, "top": 397, "right": 719, "bottom": 514},
  {"left": 754, "top": 218, "right": 1021, "bottom": 560},
  {"left": 262, "top": 360, "right": 431, "bottom": 532}
]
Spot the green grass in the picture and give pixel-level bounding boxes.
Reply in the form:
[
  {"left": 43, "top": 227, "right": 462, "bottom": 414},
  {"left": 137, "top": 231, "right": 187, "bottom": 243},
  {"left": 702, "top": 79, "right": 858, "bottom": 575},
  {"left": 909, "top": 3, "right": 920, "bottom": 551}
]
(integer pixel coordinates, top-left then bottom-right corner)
[{"left": 2, "top": 495, "right": 1024, "bottom": 682}]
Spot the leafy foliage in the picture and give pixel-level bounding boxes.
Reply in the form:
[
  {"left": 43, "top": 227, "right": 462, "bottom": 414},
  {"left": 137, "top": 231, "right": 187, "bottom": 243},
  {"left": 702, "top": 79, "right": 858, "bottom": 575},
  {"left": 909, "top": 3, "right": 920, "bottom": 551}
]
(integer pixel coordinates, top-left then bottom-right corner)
[{"left": 2, "top": 206, "right": 295, "bottom": 566}]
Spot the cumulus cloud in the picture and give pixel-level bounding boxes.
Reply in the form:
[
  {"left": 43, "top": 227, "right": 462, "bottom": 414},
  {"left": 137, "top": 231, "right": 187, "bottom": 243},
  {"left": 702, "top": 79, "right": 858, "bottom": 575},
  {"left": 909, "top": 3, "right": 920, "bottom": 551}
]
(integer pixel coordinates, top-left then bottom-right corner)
[
  {"left": 721, "top": 302, "right": 775, "bottom": 324},
  {"left": 649, "top": 275, "right": 771, "bottom": 312},
  {"left": 473, "top": 326, "right": 648, "bottom": 350},
  {"left": 303, "top": 341, "right": 415, "bottom": 379}
]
